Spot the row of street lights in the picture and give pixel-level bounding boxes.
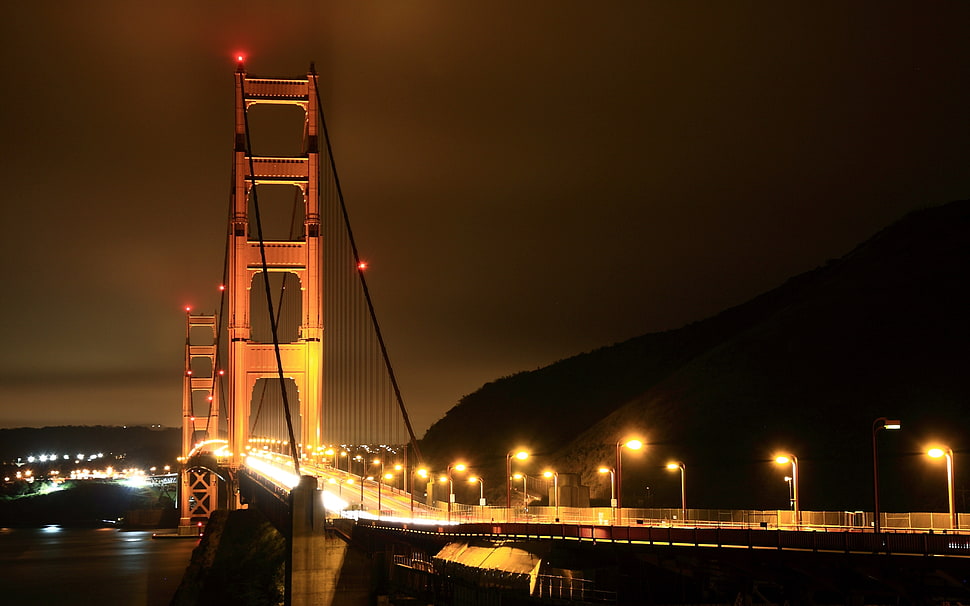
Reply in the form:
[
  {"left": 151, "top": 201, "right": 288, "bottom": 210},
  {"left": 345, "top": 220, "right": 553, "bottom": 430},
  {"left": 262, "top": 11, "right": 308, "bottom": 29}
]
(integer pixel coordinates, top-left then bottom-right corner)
[
  {"left": 328, "top": 421, "right": 957, "bottom": 529},
  {"left": 778, "top": 418, "right": 958, "bottom": 530},
  {"left": 505, "top": 440, "right": 648, "bottom": 515}
]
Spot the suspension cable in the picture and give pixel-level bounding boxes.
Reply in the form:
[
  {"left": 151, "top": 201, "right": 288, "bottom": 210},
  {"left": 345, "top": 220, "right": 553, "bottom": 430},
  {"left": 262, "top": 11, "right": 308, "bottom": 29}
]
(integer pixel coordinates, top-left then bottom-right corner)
[
  {"left": 310, "top": 69, "right": 424, "bottom": 464},
  {"left": 211, "top": 181, "right": 232, "bottom": 439},
  {"left": 238, "top": 71, "right": 302, "bottom": 475}
]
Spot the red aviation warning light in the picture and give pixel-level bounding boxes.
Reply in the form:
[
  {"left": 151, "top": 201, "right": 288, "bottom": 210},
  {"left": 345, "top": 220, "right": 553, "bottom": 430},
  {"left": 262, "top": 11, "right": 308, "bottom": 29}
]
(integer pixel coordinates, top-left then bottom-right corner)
[
  {"left": 357, "top": 261, "right": 368, "bottom": 271},
  {"left": 218, "top": 284, "right": 226, "bottom": 292},
  {"left": 184, "top": 306, "right": 192, "bottom": 313}
]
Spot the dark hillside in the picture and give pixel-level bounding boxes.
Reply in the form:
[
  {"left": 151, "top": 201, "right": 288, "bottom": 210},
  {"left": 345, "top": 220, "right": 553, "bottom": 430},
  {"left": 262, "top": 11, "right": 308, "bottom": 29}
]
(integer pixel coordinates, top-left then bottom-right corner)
[{"left": 419, "top": 199, "right": 970, "bottom": 512}]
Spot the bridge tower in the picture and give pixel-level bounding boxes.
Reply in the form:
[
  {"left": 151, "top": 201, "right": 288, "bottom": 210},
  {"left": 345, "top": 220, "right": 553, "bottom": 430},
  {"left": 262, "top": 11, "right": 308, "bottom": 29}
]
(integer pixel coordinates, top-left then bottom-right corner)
[
  {"left": 227, "top": 65, "right": 324, "bottom": 478},
  {"left": 179, "top": 312, "right": 221, "bottom": 531}
]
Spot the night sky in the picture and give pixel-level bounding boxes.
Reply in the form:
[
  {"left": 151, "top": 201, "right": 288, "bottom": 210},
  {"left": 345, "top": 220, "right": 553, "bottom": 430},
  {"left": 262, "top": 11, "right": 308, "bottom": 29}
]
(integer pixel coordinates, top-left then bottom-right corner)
[{"left": 1, "top": 2, "right": 967, "bottom": 433}]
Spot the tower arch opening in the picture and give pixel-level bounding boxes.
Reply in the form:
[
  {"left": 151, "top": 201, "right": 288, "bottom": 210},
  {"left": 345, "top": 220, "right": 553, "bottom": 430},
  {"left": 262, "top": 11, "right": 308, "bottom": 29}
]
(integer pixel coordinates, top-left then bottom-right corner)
[{"left": 249, "top": 271, "right": 302, "bottom": 343}]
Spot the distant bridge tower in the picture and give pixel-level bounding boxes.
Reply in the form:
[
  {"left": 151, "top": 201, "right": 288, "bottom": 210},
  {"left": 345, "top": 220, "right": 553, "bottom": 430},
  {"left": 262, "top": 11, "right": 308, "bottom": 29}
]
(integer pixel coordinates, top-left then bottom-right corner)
[
  {"left": 227, "top": 65, "right": 324, "bottom": 476},
  {"left": 180, "top": 312, "right": 221, "bottom": 531}
]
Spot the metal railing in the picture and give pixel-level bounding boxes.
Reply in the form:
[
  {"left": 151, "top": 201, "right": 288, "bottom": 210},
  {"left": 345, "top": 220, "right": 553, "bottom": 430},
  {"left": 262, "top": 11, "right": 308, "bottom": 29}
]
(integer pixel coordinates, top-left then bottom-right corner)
[
  {"left": 394, "top": 504, "right": 968, "bottom": 533},
  {"left": 535, "top": 574, "right": 617, "bottom": 603},
  {"left": 245, "top": 462, "right": 968, "bottom": 534},
  {"left": 364, "top": 517, "right": 970, "bottom": 558}
]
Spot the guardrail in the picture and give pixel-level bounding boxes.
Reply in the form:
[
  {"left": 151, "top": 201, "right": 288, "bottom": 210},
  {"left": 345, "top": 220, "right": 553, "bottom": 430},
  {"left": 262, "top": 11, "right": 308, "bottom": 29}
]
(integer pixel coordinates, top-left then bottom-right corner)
[
  {"left": 363, "top": 518, "right": 970, "bottom": 558},
  {"left": 395, "top": 504, "right": 968, "bottom": 533},
  {"left": 244, "top": 464, "right": 968, "bottom": 534}
]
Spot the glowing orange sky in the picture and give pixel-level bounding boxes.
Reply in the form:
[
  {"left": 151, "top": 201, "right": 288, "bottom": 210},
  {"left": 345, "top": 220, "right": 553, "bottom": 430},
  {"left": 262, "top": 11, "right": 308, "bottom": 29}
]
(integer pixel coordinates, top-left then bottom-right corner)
[{"left": 1, "top": 2, "right": 967, "bottom": 433}]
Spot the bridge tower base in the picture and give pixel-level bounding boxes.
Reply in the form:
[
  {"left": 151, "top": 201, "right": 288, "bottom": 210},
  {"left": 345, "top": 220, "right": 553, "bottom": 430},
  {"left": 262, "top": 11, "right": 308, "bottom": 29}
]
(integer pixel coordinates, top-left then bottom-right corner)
[{"left": 288, "top": 476, "right": 373, "bottom": 605}]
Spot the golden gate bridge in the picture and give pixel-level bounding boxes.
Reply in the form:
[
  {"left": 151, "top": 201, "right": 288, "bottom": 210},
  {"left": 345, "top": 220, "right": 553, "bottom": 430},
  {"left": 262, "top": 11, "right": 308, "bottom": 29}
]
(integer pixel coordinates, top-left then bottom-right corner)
[
  {"left": 178, "top": 60, "right": 423, "bottom": 527},
  {"left": 173, "top": 63, "right": 969, "bottom": 605}
]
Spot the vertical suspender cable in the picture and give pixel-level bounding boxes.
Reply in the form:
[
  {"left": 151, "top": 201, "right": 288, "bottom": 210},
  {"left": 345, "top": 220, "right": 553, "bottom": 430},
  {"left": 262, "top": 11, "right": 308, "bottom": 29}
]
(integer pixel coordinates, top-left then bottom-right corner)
[{"left": 310, "top": 71, "right": 424, "bottom": 462}]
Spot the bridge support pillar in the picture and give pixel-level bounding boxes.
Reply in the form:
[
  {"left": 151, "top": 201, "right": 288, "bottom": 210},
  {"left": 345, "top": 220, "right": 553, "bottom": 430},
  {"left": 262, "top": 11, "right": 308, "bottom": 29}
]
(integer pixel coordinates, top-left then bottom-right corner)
[{"left": 289, "top": 475, "right": 372, "bottom": 605}]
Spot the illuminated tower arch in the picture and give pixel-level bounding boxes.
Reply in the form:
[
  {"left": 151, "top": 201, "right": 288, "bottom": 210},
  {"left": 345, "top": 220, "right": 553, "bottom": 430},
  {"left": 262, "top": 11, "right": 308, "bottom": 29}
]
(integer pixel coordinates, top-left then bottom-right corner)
[{"left": 228, "top": 65, "right": 323, "bottom": 471}]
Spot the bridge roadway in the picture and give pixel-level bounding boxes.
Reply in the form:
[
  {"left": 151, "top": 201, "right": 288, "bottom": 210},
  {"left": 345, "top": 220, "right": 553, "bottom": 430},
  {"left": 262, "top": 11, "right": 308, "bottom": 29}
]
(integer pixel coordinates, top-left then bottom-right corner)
[
  {"left": 236, "top": 455, "right": 970, "bottom": 604},
  {"left": 243, "top": 452, "right": 444, "bottom": 521},
  {"left": 241, "top": 452, "right": 970, "bottom": 551}
]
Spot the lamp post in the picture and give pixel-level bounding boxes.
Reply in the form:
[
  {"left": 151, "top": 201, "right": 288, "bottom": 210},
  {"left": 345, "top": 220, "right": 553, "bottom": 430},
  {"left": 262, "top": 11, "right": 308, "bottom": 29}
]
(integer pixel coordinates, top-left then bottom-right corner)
[
  {"left": 469, "top": 476, "right": 485, "bottom": 506},
  {"left": 598, "top": 467, "right": 616, "bottom": 508},
  {"left": 872, "top": 417, "right": 901, "bottom": 533},
  {"left": 598, "top": 467, "right": 616, "bottom": 524},
  {"left": 774, "top": 454, "right": 799, "bottom": 527},
  {"left": 446, "top": 462, "right": 466, "bottom": 522},
  {"left": 506, "top": 450, "right": 529, "bottom": 508},
  {"left": 928, "top": 446, "right": 957, "bottom": 529},
  {"left": 513, "top": 472, "right": 528, "bottom": 508},
  {"left": 666, "top": 461, "right": 687, "bottom": 522},
  {"left": 615, "top": 438, "right": 643, "bottom": 509},
  {"left": 438, "top": 475, "right": 453, "bottom": 522},
  {"left": 372, "top": 459, "right": 385, "bottom": 517},
  {"left": 414, "top": 467, "right": 429, "bottom": 515},
  {"left": 543, "top": 470, "right": 560, "bottom": 521}
]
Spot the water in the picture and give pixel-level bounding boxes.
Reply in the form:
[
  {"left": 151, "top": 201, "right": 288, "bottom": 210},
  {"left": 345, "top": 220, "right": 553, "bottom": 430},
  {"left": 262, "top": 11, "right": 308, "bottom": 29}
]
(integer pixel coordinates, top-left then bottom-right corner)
[{"left": 0, "top": 526, "right": 198, "bottom": 606}]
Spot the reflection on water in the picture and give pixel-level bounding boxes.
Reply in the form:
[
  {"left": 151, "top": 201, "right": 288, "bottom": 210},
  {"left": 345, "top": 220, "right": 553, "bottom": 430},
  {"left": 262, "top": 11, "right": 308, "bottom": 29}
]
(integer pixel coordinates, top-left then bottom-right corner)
[{"left": 0, "top": 526, "right": 197, "bottom": 606}]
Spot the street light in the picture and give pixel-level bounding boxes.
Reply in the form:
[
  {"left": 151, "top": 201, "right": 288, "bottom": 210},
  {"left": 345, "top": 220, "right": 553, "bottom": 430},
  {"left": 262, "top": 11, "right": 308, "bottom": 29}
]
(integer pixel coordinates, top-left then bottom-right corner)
[
  {"left": 512, "top": 472, "right": 528, "bottom": 508},
  {"left": 543, "top": 470, "right": 560, "bottom": 520},
  {"left": 784, "top": 476, "right": 794, "bottom": 509},
  {"left": 373, "top": 458, "right": 385, "bottom": 517},
  {"left": 468, "top": 476, "right": 485, "bottom": 506},
  {"left": 598, "top": 467, "right": 616, "bottom": 508},
  {"left": 666, "top": 461, "right": 687, "bottom": 521},
  {"left": 774, "top": 454, "right": 799, "bottom": 527},
  {"left": 872, "top": 417, "right": 901, "bottom": 533},
  {"left": 615, "top": 438, "right": 643, "bottom": 509},
  {"left": 446, "top": 462, "right": 467, "bottom": 522},
  {"left": 438, "top": 475, "right": 453, "bottom": 522},
  {"left": 506, "top": 450, "right": 529, "bottom": 508},
  {"left": 413, "top": 467, "right": 429, "bottom": 515},
  {"left": 928, "top": 446, "right": 957, "bottom": 529}
]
